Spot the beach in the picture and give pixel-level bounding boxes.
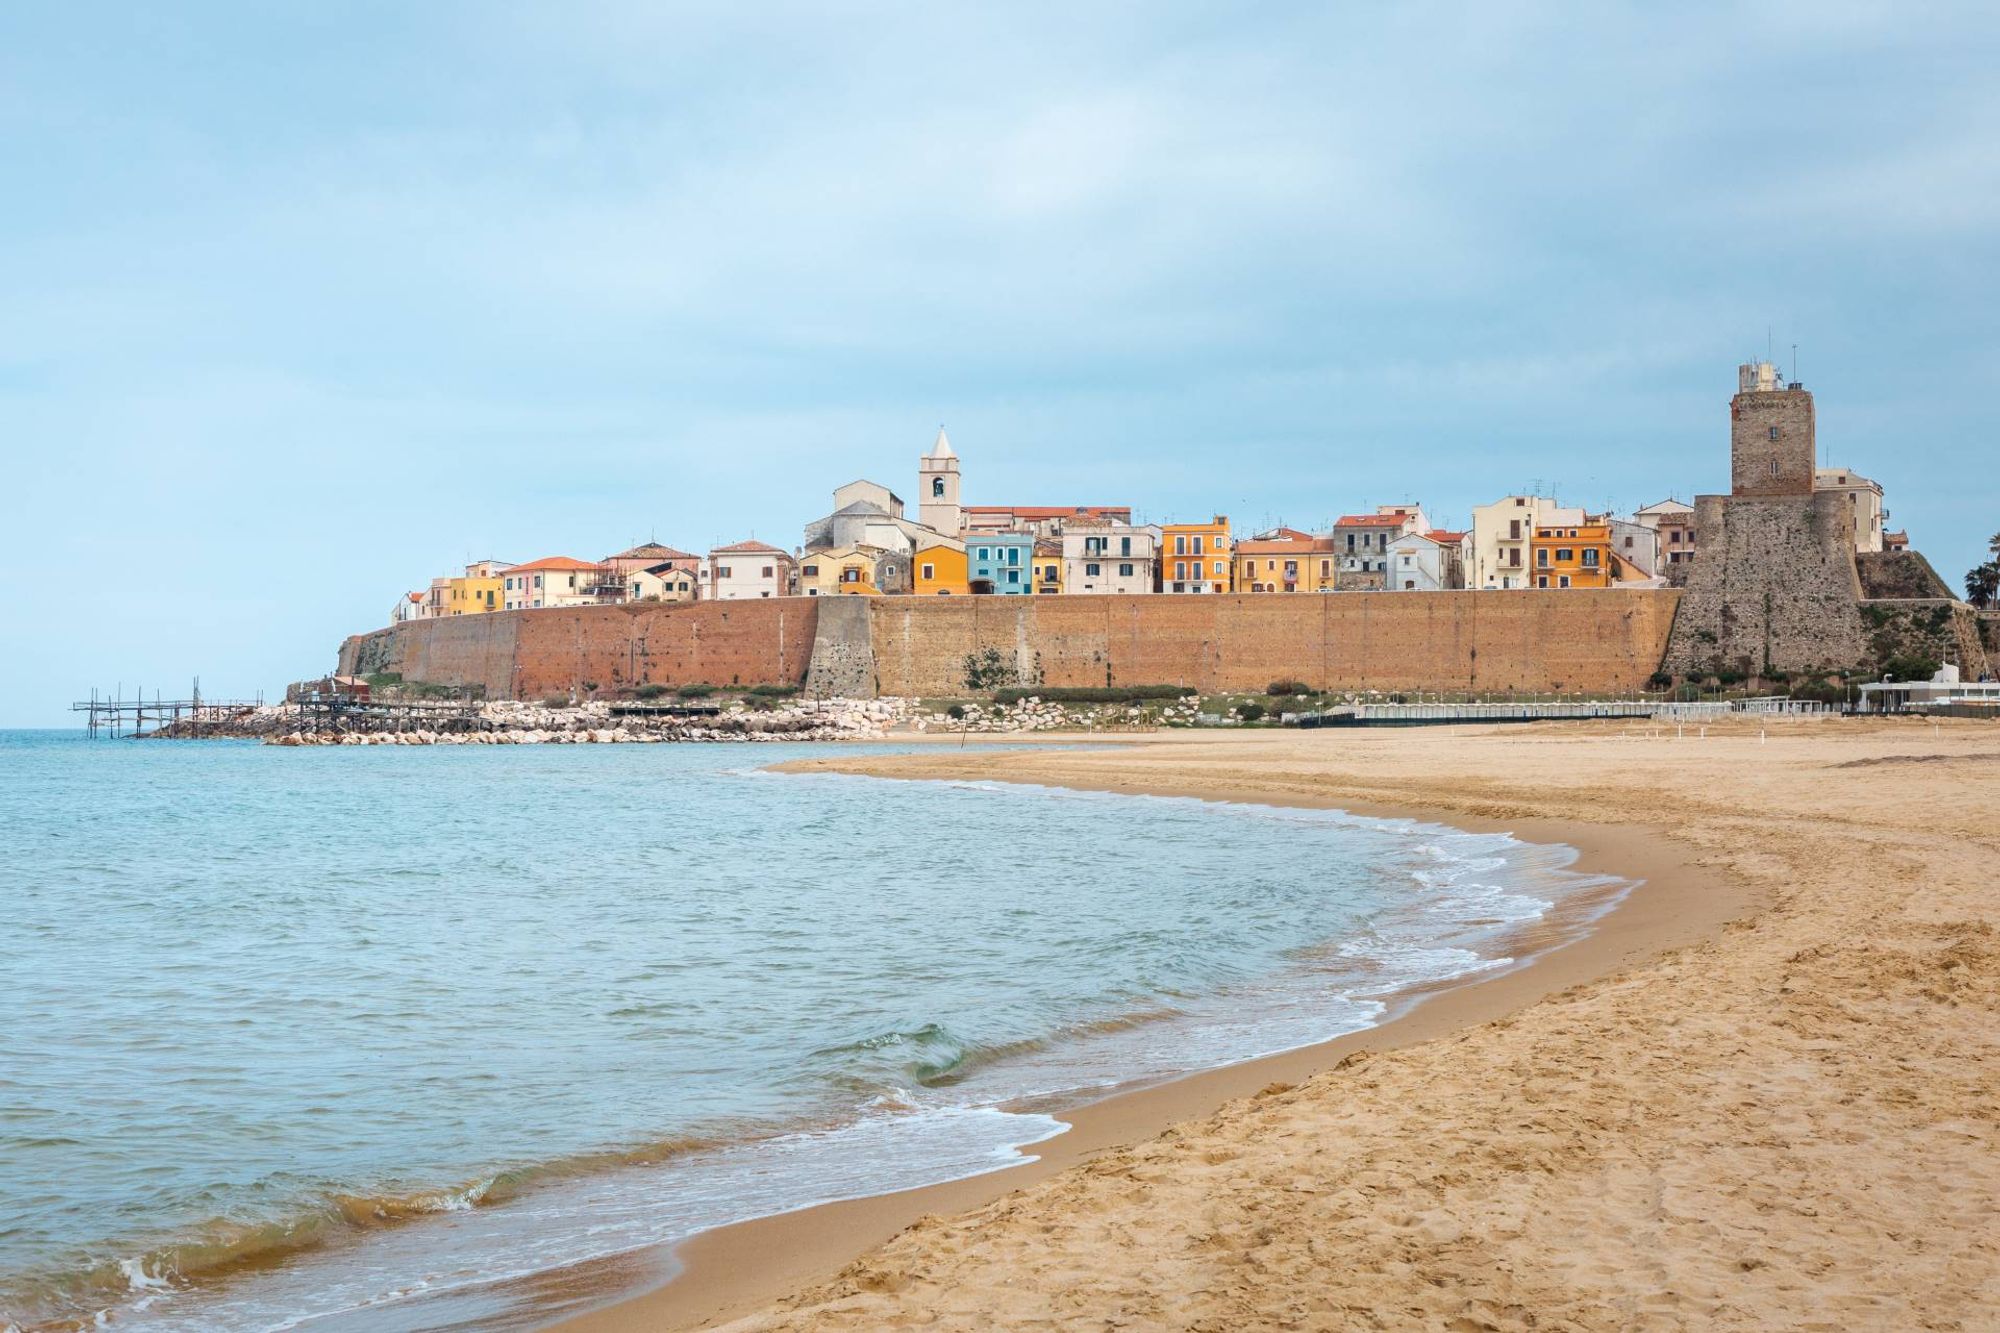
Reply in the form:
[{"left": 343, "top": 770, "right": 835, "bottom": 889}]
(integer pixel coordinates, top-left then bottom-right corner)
[{"left": 561, "top": 717, "right": 2000, "bottom": 1331}]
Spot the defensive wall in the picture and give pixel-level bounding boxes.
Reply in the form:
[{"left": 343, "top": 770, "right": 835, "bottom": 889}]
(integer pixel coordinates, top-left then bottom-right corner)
[
  {"left": 339, "top": 589, "right": 1683, "bottom": 700},
  {"left": 339, "top": 599, "right": 817, "bottom": 700}
]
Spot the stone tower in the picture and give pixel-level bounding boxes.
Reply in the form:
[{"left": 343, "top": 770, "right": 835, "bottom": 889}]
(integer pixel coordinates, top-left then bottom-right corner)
[
  {"left": 1661, "top": 363, "right": 1864, "bottom": 678},
  {"left": 1729, "top": 361, "right": 1816, "bottom": 497},
  {"left": 918, "top": 427, "right": 961, "bottom": 535}
]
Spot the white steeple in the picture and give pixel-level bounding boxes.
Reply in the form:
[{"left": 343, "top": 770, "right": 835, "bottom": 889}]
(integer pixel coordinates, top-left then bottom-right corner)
[{"left": 918, "top": 424, "right": 962, "bottom": 535}]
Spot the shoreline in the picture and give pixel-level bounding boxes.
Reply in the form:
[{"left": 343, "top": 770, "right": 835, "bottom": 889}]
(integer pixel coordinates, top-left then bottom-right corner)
[{"left": 543, "top": 734, "right": 1756, "bottom": 1333}]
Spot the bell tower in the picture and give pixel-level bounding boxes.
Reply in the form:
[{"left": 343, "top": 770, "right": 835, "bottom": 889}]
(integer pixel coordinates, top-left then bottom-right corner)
[{"left": 918, "top": 426, "right": 961, "bottom": 534}]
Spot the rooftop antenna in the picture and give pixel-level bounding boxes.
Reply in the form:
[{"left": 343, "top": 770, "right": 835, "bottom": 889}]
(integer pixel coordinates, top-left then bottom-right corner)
[{"left": 1791, "top": 343, "right": 1798, "bottom": 384}]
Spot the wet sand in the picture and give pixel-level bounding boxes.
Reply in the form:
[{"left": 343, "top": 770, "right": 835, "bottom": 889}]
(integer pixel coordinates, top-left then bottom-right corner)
[{"left": 555, "top": 718, "right": 2000, "bottom": 1332}]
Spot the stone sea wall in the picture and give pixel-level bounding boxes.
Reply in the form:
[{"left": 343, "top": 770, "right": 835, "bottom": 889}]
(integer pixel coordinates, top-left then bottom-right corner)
[{"left": 341, "top": 589, "right": 1683, "bottom": 701}]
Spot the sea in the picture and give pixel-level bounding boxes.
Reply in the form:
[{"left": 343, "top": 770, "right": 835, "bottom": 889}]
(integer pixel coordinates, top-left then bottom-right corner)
[{"left": 0, "top": 730, "right": 1631, "bottom": 1331}]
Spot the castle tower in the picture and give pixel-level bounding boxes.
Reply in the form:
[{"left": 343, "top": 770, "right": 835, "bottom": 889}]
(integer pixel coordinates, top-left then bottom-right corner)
[
  {"left": 1730, "top": 361, "right": 1815, "bottom": 497},
  {"left": 918, "top": 426, "right": 961, "bottom": 534}
]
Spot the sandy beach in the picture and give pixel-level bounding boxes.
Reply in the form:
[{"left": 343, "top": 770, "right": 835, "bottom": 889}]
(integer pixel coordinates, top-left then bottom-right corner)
[{"left": 558, "top": 717, "right": 2000, "bottom": 1332}]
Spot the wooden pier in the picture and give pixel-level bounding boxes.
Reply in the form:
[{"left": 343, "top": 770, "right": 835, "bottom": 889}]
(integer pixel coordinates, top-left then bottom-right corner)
[{"left": 73, "top": 680, "right": 264, "bottom": 737}]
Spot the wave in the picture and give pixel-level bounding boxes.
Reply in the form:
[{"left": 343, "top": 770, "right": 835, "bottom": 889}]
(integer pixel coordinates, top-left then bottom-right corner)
[{"left": 0, "top": 1133, "right": 723, "bottom": 1332}]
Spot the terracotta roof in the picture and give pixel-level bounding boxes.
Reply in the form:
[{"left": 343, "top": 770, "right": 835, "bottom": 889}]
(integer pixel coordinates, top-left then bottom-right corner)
[
  {"left": 711, "top": 540, "right": 789, "bottom": 555},
  {"left": 508, "top": 556, "right": 601, "bottom": 573},
  {"left": 1333, "top": 514, "right": 1406, "bottom": 528},
  {"left": 1425, "top": 529, "right": 1469, "bottom": 543},
  {"left": 963, "top": 505, "right": 1131, "bottom": 519},
  {"left": 608, "top": 542, "right": 696, "bottom": 561},
  {"left": 1235, "top": 537, "right": 1335, "bottom": 555}
]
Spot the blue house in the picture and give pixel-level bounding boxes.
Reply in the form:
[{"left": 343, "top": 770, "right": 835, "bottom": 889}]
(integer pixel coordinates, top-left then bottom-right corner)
[{"left": 966, "top": 532, "right": 1035, "bottom": 594}]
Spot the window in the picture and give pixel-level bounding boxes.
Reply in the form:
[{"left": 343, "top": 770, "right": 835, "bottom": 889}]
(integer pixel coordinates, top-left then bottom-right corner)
[
  {"left": 932, "top": 476, "right": 945, "bottom": 496},
  {"left": 1119, "top": 537, "right": 1132, "bottom": 556},
  {"left": 976, "top": 548, "right": 989, "bottom": 562},
  {"left": 1536, "top": 549, "right": 1550, "bottom": 567},
  {"left": 1085, "top": 562, "right": 1101, "bottom": 576},
  {"left": 1769, "top": 459, "right": 1780, "bottom": 477},
  {"left": 1214, "top": 562, "right": 1224, "bottom": 576},
  {"left": 715, "top": 566, "right": 730, "bottom": 579},
  {"left": 1556, "top": 548, "right": 1574, "bottom": 562},
  {"left": 1401, "top": 555, "right": 1412, "bottom": 567},
  {"left": 1558, "top": 575, "right": 1571, "bottom": 588},
  {"left": 1006, "top": 569, "right": 1019, "bottom": 584},
  {"left": 1192, "top": 536, "right": 1204, "bottom": 555},
  {"left": 1319, "top": 560, "right": 1329, "bottom": 576},
  {"left": 1537, "top": 575, "right": 1549, "bottom": 588},
  {"left": 761, "top": 566, "right": 774, "bottom": 578},
  {"left": 1509, "top": 519, "right": 1521, "bottom": 540},
  {"left": 1345, "top": 533, "right": 1356, "bottom": 551},
  {"left": 802, "top": 565, "right": 818, "bottom": 577},
  {"left": 1174, "top": 536, "right": 1186, "bottom": 555},
  {"left": 1119, "top": 563, "right": 1134, "bottom": 577},
  {"left": 1509, "top": 548, "right": 1521, "bottom": 567},
  {"left": 921, "top": 563, "right": 934, "bottom": 580},
  {"left": 1581, "top": 550, "right": 1600, "bottom": 567},
  {"left": 1768, "top": 425, "right": 1779, "bottom": 441}
]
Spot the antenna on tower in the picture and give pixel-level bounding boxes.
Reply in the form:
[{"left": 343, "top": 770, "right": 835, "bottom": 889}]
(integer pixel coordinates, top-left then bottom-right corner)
[{"left": 1791, "top": 343, "right": 1798, "bottom": 384}]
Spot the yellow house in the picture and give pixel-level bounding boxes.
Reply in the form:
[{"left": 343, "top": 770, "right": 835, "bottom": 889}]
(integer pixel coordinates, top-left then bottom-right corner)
[
  {"left": 914, "top": 543, "right": 969, "bottom": 595},
  {"left": 1033, "top": 538, "right": 1063, "bottom": 594},
  {"left": 798, "top": 544, "right": 886, "bottom": 596},
  {"left": 1159, "top": 515, "right": 1231, "bottom": 593},
  {"left": 446, "top": 574, "right": 504, "bottom": 615}
]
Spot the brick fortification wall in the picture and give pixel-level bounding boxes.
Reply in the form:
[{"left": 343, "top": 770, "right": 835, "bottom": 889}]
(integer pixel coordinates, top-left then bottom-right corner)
[
  {"left": 338, "top": 591, "right": 1681, "bottom": 700},
  {"left": 867, "top": 590, "right": 1681, "bottom": 697},
  {"left": 338, "top": 599, "right": 817, "bottom": 699}
]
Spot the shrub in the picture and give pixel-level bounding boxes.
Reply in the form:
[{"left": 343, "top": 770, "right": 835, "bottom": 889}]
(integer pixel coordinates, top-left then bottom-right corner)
[
  {"left": 1882, "top": 653, "right": 1941, "bottom": 682},
  {"left": 748, "top": 684, "right": 799, "bottom": 697},
  {"left": 946, "top": 704, "right": 966, "bottom": 720},
  {"left": 635, "top": 683, "right": 669, "bottom": 700},
  {"left": 992, "top": 685, "right": 1194, "bottom": 705},
  {"left": 963, "top": 648, "right": 1019, "bottom": 691},
  {"left": 1234, "top": 701, "right": 1267, "bottom": 722},
  {"left": 1646, "top": 670, "right": 1673, "bottom": 691},
  {"left": 540, "top": 694, "right": 570, "bottom": 708},
  {"left": 676, "top": 684, "right": 715, "bottom": 699},
  {"left": 1266, "top": 679, "right": 1312, "bottom": 696}
]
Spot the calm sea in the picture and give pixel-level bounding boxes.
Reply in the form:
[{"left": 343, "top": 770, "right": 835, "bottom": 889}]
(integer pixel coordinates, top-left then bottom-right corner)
[{"left": 0, "top": 730, "right": 1626, "bottom": 1331}]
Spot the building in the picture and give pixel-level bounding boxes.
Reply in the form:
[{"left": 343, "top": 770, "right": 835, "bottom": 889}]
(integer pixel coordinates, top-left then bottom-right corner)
[
  {"left": 629, "top": 563, "right": 699, "bottom": 602},
  {"left": 503, "top": 556, "right": 607, "bottom": 610},
  {"left": 966, "top": 532, "right": 1035, "bottom": 594},
  {"left": 963, "top": 504, "right": 1134, "bottom": 538},
  {"left": 1530, "top": 517, "right": 1613, "bottom": 589},
  {"left": 1061, "top": 522, "right": 1160, "bottom": 595},
  {"left": 803, "top": 477, "right": 954, "bottom": 559},
  {"left": 1384, "top": 530, "right": 1467, "bottom": 591},
  {"left": 1235, "top": 530, "right": 1338, "bottom": 593},
  {"left": 1470, "top": 496, "right": 1575, "bottom": 589},
  {"left": 1333, "top": 509, "right": 1423, "bottom": 590},
  {"left": 1033, "top": 538, "right": 1063, "bottom": 594},
  {"left": 1159, "top": 516, "right": 1231, "bottom": 593},
  {"left": 917, "top": 428, "right": 962, "bottom": 535},
  {"left": 1814, "top": 468, "right": 1887, "bottom": 553},
  {"left": 703, "top": 541, "right": 795, "bottom": 600},
  {"left": 1884, "top": 530, "right": 1910, "bottom": 552},
  {"left": 602, "top": 543, "right": 699, "bottom": 580},
  {"left": 798, "top": 544, "right": 889, "bottom": 597},
  {"left": 1607, "top": 517, "right": 1661, "bottom": 578},
  {"left": 913, "top": 543, "right": 970, "bottom": 595},
  {"left": 1633, "top": 498, "right": 1697, "bottom": 571},
  {"left": 446, "top": 572, "right": 504, "bottom": 615}
]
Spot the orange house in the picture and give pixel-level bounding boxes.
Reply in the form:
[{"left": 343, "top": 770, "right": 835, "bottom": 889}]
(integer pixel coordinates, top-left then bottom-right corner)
[
  {"left": 1530, "top": 518, "right": 1613, "bottom": 588},
  {"left": 1235, "top": 530, "right": 1337, "bottom": 592},
  {"left": 1159, "top": 515, "right": 1231, "bottom": 592},
  {"left": 913, "top": 543, "right": 969, "bottom": 595}
]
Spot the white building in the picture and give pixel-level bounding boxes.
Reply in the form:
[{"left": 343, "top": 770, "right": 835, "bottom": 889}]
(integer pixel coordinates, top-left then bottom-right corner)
[
  {"left": 1633, "top": 498, "right": 1697, "bottom": 571},
  {"left": 1384, "top": 530, "right": 1466, "bottom": 591},
  {"left": 1061, "top": 523, "right": 1161, "bottom": 594},
  {"left": 703, "top": 541, "right": 796, "bottom": 600},
  {"left": 1815, "top": 468, "right": 1887, "bottom": 554},
  {"left": 1607, "top": 517, "right": 1661, "bottom": 578},
  {"left": 1470, "top": 496, "right": 1576, "bottom": 589}
]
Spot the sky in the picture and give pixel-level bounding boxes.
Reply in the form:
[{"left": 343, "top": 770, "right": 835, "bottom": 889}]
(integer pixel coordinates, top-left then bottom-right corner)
[{"left": 3, "top": 2, "right": 1996, "bottom": 725}]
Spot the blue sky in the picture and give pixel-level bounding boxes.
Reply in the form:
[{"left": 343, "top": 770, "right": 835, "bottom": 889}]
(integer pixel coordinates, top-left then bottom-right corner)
[{"left": 4, "top": 3, "right": 1996, "bottom": 724}]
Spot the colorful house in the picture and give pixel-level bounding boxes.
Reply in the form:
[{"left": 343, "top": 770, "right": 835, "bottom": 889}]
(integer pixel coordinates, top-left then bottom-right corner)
[
  {"left": 798, "top": 544, "right": 888, "bottom": 596},
  {"left": 914, "top": 543, "right": 970, "bottom": 595},
  {"left": 629, "top": 563, "right": 699, "bottom": 602},
  {"left": 503, "top": 556, "right": 605, "bottom": 610},
  {"left": 446, "top": 574, "right": 504, "bottom": 615},
  {"left": 1235, "top": 530, "right": 1337, "bottom": 592},
  {"left": 966, "top": 532, "right": 1035, "bottom": 594},
  {"left": 1159, "top": 516, "right": 1231, "bottom": 593},
  {"left": 1033, "top": 538, "right": 1063, "bottom": 594},
  {"left": 1530, "top": 518, "right": 1614, "bottom": 588}
]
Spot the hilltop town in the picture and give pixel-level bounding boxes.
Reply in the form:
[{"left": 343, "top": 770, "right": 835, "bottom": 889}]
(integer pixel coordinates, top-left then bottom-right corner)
[{"left": 397, "top": 360, "right": 1899, "bottom": 622}]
